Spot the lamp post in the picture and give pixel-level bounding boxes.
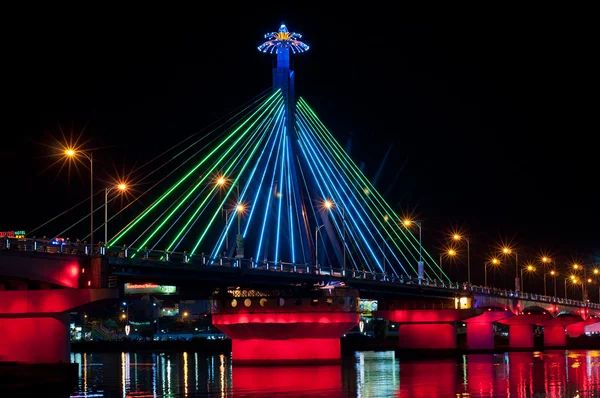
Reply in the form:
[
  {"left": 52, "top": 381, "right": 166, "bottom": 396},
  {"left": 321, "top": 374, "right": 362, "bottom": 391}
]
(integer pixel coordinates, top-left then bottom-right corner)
[
  {"left": 315, "top": 224, "right": 325, "bottom": 266},
  {"left": 573, "top": 263, "right": 587, "bottom": 301},
  {"left": 501, "top": 247, "right": 519, "bottom": 291},
  {"left": 216, "top": 177, "right": 228, "bottom": 250},
  {"left": 439, "top": 249, "right": 456, "bottom": 281},
  {"left": 216, "top": 177, "right": 244, "bottom": 258},
  {"left": 403, "top": 219, "right": 423, "bottom": 278},
  {"left": 550, "top": 270, "right": 558, "bottom": 297},
  {"left": 541, "top": 256, "right": 551, "bottom": 295},
  {"left": 565, "top": 275, "right": 577, "bottom": 299},
  {"left": 324, "top": 199, "right": 346, "bottom": 271},
  {"left": 484, "top": 258, "right": 500, "bottom": 287},
  {"left": 65, "top": 149, "right": 94, "bottom": 253},
  {"left": 520, "top": 265, "right": 535, "bottom": 292},
  {"left": 594, "top": 268, "right": 600, "bottom": 303},
  {"left": 105, "top": 183, "right": 127, "bottom": 245},
  {"left": 453, "top": 234, "right": 471, "bottom": 284}
]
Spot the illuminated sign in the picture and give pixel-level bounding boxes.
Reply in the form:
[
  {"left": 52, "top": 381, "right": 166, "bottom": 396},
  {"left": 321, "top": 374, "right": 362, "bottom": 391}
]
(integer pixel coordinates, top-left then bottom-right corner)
[
  {"left": 124, "top": 283, "right": 178, "bottom": 295},
  {"left": 359, "top": 299, "right": 378, "bottom": 317},
  {"left": 0, "top": 230, "right": 26, "bottom": 239}
]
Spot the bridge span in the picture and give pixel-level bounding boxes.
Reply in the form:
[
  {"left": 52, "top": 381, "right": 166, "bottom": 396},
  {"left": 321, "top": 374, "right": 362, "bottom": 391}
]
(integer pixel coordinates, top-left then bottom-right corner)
[{"left": 2, "top": 240, "right": 600, "bottom": 364}]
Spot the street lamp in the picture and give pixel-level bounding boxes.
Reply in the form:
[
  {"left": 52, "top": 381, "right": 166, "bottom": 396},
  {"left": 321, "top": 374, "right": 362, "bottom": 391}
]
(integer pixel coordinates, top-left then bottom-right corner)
[
  {"left": 501, "top": 247, "right": 519, "bottom": 292},
  {"left": 484, "top": 258, "right": 500, "bottom": 287},
  {"left": 65, "top": 148, "right": 94, "bottom": 252},
  {"left": 565, "top": 275, "right": 577, "bottom": 299},
  {"left": 216, "top": 176, "right": 245, "bottom": 258},
  {"left": 594, "top": 268, "right": 600, "bottom": 303},
  {"left": 520, "top": 264, "right": 536, "bottom": 292},
  {"left": 323, "top": 199, "right": 346, "bottom": 271},
  {"left": 216, "top": 176, "right": 232, "bottom": 251},
  {"left": 573, "top": 263, "right": 588, "bottom": 301},
  {"left": 403, "top": 219, "right": 423, "bottom": 278},
  {"left": 105, "top": 183, "right": 127, "bottom": 244},
  {"left": 550, "top": 270, "right": 558, "bottom": 297},
  {"left": 439, "top": 249, "right": 456, "bottom": 281},
  {"left": 540, "top": 256, "right": 552, "bottom": 295},
  {"left": 452, "top": 233, "right": 471, "bottom": 284}
]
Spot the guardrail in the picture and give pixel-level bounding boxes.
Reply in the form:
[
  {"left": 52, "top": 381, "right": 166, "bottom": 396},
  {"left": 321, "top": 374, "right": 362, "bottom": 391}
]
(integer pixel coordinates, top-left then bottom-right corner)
[{"left": 2, "top": 236, "right": 599, "bottom": 309}]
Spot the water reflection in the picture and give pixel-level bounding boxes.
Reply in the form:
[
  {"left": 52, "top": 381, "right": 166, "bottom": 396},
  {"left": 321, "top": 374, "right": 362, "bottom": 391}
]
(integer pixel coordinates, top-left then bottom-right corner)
[{"left": 69, "top": 350, "right": 600, "bottom": 397}]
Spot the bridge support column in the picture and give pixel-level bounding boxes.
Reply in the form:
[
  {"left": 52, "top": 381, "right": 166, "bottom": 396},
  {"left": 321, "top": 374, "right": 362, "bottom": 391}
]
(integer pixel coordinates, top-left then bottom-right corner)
[
  {"left": 497, "top": 314, "right": 551, "bottom": 349},
  {"left": 566, "top": 319, "right": 599, "bottom": 338},
  {"left": 212, "top": 289, "right": 359, "bottom": 365},
  {"left": 542, "top": 317, "right": 581, "bottom": 347},
  {"left": 0, "top": 313, "right": 70, "bottom": 363},
  {"left": 376, "top": 309, "right": 478, "bottom": 351},
  {"left": 0, "top": 288, "right": 117, "bottom": 364},
  {"left": 463, "top": 309, "right": 512, "bottom": 351}
]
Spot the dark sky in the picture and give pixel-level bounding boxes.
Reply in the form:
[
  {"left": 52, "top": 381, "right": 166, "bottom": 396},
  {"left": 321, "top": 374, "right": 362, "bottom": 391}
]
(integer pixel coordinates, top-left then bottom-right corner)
[{"left": 2, "top": 7, "right": 598, "bottom": 274}]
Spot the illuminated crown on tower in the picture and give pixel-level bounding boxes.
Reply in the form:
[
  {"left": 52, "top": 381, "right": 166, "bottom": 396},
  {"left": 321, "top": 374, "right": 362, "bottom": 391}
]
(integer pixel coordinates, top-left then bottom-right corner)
[{"left": 257, "top": 23, "right": 310, "bottom": 54}]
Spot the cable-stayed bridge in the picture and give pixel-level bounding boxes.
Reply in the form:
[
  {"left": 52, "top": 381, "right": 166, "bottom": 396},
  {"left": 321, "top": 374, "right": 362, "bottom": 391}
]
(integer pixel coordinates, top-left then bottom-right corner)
[{"left": 2, "top": 24, "right": 599, "bottom": 366}]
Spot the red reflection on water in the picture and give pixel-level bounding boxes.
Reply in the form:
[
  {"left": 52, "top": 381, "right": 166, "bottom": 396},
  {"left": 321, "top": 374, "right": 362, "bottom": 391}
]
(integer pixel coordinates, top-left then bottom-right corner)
[
  {"left": 398, "top": 359, "right": 457, "bottom": 397},
  {"left": 394, "top": 351, "right": 600, "bottom": 397},
  {"left": 232, "top": 365, "right": 341, "bottom": 394}
]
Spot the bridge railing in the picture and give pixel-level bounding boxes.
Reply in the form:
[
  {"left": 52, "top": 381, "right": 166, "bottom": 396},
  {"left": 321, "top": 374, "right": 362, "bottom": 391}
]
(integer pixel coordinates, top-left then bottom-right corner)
[{"left": 3, "top": 236, "right": 599, "bottom": 309}]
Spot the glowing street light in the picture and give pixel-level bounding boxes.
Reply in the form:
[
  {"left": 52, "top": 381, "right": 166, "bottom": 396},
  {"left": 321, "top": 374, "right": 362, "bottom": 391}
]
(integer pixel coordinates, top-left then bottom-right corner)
[
  {"left": 573, "top": 263, "right": 588, "bottom": 301},
  {"left": 105, "top": 182, "right": 128, "bottom": 245},
  {"left": 484, "top": 258, "right": 500, "bottom": 287},
  {"left": 65, "top": 148, "right": 94, "bottom": 252},
  {"left": 520, "top": 264, "right": 536, "bottom": 292},
  {"left": 322, "top": 199, "right": 346, "bottom": 271},
  {"left": 541, "top": 256, "right": 551, "bottom": 296},
  {"left": 403, "top": 219, "right": 423, "bottom": 277},
  {"left": 550, "top": 270, "right": 558, "bottom": 297},
  {"left": 439, "top": 249, "right": 456, "bottom": 281},
  {"left": 452, "top": 233, "right": 471, "bottom": 284},
  {"left": 500, "top": 246, "right": 519, "bottom": 292}
]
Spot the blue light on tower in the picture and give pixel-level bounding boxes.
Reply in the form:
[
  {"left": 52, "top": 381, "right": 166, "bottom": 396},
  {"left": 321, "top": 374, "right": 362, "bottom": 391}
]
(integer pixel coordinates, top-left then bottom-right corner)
[{"left": 258, "top": 23, "right": 309, "bottom": 92}]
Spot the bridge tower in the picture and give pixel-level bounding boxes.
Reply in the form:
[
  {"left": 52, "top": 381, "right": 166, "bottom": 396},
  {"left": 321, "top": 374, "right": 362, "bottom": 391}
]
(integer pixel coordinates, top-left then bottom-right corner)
[
  {"left": 210, "top": 25, "right": 359, "bottom": 365},
  {"left": 259, "top": 23, "right": 307, "bottom": 138}
]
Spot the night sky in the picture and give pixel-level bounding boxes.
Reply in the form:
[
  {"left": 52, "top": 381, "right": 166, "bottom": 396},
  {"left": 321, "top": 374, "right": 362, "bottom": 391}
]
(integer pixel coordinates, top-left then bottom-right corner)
[{"left": 2, "top": 8, "right": 598, "bottom": 283}]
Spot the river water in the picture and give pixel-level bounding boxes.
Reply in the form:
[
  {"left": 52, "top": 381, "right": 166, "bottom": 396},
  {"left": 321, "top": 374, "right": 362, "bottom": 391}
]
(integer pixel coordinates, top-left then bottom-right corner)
[{"left": 69, "top": 350, "right": 600, "bottom": 397}]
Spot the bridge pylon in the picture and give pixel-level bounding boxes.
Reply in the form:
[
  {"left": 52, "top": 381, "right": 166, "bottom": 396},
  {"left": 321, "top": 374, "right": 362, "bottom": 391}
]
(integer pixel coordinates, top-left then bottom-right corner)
[{"left": 211, "top": 287, "right": 359, "bottom": 364}]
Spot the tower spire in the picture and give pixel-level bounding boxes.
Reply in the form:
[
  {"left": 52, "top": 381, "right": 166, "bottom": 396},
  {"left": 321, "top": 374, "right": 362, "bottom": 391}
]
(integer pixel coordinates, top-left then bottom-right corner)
[{"left": 258, "top": 22, "right": 309, "bottom": 74}]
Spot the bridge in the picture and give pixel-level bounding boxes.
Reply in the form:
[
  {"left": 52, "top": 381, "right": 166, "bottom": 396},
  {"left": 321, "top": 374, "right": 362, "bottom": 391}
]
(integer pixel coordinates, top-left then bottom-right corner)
[
  {"left": 2, "top": 24, "right": 597, "bottom": 365},
  {"left": 2, "top": 238, "right": 599, "bottom": 364}
]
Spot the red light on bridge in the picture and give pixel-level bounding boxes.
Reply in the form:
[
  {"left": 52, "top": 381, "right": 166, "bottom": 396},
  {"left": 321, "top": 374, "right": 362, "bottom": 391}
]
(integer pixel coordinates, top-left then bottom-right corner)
[
  {"left": 70, "top": 265, "right": 78, "bottom": 277},
  {"left": 87, "top": 280, "right": 91, "bottom": 287},
  {"left": 81, "top": 268, "right": 85, "bottom": 274}
]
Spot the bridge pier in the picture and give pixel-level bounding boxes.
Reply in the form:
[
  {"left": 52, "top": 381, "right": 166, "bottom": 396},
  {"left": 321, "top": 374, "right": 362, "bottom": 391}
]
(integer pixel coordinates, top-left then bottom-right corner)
[
  {"left": 542, "top": 317, "right": 582, "bottom": 347},
  {"left": 463, "top": 309, "right": 512, "bottom": 350},
  {"left": 212, "top": 288, "right": 359, "bottom": 365},
  {"left": 376, "top": 309, "right": 477, "bottom": 350},
  {"left": 497, "top": 314, "right": 551, "bottom": 349},
  {"left": 566, "top": 319, "right": 599, "bottom": 338},
  {"left": 0, "top": 289, "right": 117, "bottom": 363},
  {"left": 0, "top": 313, "right": 70, "bottom": 363}
]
